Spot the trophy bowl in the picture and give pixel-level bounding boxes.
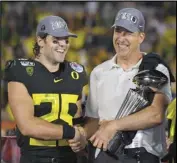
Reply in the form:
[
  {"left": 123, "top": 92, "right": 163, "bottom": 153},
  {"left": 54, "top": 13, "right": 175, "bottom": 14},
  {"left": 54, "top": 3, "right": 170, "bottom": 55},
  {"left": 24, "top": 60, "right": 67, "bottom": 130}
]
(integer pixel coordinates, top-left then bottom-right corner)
[{"left": 133, "top": 69, "right": 168, "bottom": 88}]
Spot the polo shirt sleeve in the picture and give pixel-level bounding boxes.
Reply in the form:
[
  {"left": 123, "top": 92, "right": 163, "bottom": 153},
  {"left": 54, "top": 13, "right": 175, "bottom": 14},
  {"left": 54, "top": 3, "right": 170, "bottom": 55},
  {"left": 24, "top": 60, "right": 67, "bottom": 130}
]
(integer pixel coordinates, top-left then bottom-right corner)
[
  {"left": 85, "top": 69, "right": 99, "bottom": 118},
  {"left": 155, "top": 64, "right": 172, "bottom": 102}
]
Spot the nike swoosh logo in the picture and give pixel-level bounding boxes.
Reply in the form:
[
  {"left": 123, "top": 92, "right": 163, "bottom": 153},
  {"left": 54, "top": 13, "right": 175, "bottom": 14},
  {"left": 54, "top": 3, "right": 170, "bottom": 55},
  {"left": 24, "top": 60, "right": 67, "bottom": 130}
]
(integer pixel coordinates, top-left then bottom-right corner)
[{"left": 54, "top": 79, "right": 63, "bottom": 83}]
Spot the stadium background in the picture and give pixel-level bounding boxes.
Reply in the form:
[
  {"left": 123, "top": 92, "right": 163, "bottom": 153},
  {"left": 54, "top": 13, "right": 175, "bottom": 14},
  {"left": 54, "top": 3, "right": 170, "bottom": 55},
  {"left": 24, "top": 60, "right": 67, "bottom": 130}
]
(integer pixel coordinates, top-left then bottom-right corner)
[{"left": 1, "top": 1, "right": 176, "bottom": 163}]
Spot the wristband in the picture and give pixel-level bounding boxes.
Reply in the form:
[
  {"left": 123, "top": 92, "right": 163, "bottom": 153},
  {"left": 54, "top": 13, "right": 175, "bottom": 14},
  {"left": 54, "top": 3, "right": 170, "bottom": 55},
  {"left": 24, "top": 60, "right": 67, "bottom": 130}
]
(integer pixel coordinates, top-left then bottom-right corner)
[{"left": 62, "top": 124, "right": 75, "bottom": 139}]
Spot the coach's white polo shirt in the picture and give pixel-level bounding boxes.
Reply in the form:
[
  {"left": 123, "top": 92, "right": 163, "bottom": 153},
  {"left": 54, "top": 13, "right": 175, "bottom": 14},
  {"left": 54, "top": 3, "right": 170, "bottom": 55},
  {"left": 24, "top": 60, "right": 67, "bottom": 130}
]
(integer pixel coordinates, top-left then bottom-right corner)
[{"left": 85, "top": 54, "right": 172, "bottom": 158}]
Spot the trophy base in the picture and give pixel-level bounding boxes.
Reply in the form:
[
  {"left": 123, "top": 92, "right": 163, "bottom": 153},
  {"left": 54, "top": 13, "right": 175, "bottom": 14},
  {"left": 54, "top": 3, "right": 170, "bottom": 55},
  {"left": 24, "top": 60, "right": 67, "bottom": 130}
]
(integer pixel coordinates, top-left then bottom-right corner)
[{"left": 107, "top": 131, "right": 136, "bottom": 159}]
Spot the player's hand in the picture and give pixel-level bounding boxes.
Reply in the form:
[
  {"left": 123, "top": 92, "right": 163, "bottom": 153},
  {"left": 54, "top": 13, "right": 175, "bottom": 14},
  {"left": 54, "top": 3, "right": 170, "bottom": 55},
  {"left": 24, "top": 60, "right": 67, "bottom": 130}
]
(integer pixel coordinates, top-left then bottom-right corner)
[
  {"left": 89, "top": 120, "right": 117, "bottom": 151},
  {"left": 68, "top": 126, "right": 87, "bottom": 153}
]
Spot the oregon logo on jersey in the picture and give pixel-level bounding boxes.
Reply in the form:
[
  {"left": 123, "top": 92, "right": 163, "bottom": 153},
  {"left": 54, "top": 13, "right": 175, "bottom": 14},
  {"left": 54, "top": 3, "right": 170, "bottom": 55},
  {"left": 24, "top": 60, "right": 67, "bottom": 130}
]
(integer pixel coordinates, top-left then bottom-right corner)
[
  {"left": 26, "top": 67, "right": 34, "bottom": 76},
  {"left": 71, "top": 71, "right": 79, "bottom": 80}
]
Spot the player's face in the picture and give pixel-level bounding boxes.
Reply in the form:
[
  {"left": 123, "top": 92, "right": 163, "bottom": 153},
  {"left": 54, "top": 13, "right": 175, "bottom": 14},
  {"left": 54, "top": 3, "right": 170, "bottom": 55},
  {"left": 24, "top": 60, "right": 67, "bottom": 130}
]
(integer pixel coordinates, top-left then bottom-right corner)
[
  {"left": 113, "top": 26, "right": 145, "bottom": 58},
  {"left": 43, "top": 35, "right": 70, "bottom": 63}
]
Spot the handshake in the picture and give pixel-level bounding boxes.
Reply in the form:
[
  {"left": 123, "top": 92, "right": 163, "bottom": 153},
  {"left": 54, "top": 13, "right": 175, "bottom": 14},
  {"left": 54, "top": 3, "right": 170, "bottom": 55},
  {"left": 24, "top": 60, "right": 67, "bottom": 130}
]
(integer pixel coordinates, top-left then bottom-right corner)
[{"left": 68, "top": 126, "right": 87, "bottom": 153}]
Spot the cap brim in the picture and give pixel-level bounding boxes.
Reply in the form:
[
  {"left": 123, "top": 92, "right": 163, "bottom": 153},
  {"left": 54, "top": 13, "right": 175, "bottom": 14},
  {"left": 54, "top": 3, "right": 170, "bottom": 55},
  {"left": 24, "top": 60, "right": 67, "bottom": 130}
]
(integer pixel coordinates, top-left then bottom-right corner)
[
  {"left": 68, "top": 32, "right": 77, "bottom": 38},
  {"left": 111, "top": 19, "right": 139, "bottom": 33},
  {"left": 49, "top": 30, "right": 77, "bottom": 38}
]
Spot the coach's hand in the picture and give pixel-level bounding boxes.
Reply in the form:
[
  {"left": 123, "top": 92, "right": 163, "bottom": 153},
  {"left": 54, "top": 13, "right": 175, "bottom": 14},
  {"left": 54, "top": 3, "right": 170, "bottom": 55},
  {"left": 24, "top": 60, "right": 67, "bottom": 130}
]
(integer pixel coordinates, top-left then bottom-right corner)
[
  {"left": 89, "top": 120, "right": 117, "bottom": 151},
  {"left": 68, "top": 126, "right": 87, "bottom": 153}
]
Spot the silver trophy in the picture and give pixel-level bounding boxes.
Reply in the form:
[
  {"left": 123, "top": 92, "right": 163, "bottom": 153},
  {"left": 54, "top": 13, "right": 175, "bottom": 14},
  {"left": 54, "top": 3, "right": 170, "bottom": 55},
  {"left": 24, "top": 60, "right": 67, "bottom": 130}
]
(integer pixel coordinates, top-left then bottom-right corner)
[{"left": 107, "top": 69, "right": 168, "bottom": 159}]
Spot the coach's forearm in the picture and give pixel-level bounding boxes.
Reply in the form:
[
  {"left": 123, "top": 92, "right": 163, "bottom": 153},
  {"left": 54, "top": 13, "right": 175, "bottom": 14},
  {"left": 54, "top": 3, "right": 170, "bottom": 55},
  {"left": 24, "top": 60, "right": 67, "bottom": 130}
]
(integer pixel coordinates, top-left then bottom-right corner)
[
  {"left": 114, "top": 106, "right": 165, "bottom": 132},
  {"left": 113, "top": 91, "right": 168, "bottom": 131}
]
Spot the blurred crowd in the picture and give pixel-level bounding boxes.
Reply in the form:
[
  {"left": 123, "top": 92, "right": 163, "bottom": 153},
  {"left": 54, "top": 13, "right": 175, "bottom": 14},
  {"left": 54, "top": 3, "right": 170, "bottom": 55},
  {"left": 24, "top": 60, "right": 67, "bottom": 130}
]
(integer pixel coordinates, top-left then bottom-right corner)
[{"left": 1, "top": 1, "right": 176, "bottom": 162}]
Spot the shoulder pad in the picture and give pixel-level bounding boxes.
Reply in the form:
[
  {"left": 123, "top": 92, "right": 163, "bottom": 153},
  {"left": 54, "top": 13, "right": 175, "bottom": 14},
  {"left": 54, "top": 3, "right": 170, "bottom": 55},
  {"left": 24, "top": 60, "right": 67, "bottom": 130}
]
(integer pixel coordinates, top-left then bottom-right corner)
[
  {"left": 5, "top": 59, "right": 35, "bottom": 83},
  {"left": 17, "top": 58, "right": 28, "bottom": 61},
  {"left": 5, "top": 60, "right": 16, "bottom": 70},
  {"left": 69, "top": 62, "right": 84, "bottom": 73},
  {"left": 5, "top": 59, "right": 35, "bottom": 69},
  {"left": 18, "top": 59, "right": 35, "bottom": 67}
]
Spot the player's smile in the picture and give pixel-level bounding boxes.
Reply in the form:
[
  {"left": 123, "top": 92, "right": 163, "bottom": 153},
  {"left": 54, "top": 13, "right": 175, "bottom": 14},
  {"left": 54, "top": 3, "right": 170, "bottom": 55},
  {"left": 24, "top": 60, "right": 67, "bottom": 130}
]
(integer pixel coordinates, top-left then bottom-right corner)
[
  {"left": 56, "top": 49, "right": 65, "bottom": 53},
  {"left": 55, "top": 49, "right": 65, "bottom": 55},
  {"left": 55, "top": 47, "right": 67, "bottom": 57}
]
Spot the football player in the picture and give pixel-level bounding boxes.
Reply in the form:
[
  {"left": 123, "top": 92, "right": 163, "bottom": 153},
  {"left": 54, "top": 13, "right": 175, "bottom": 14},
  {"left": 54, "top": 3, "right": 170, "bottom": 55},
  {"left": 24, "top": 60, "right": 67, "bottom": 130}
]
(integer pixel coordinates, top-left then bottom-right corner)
[{"left": 5, "top": 15, "right": 88, "bottom": 163}]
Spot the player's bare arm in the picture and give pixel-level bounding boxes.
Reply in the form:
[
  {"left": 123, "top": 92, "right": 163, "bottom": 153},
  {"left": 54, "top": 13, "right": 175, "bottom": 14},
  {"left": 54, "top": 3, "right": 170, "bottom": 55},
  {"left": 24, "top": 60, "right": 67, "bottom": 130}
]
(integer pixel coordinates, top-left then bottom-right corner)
[
  {"left": 74, "top": 99, "right": 83, "bottom": 119},
  {"left": 74, "top": 97, "right": 99, "bottom": 139},
  {"left": 8, "top": 81, "right": 77, "bottom": 140},
  {"left": 83, "top": 117, "right": 99, "bottom": 139},
  {"left": 68, "top": 93, "right": 88, "bottom": 152}
]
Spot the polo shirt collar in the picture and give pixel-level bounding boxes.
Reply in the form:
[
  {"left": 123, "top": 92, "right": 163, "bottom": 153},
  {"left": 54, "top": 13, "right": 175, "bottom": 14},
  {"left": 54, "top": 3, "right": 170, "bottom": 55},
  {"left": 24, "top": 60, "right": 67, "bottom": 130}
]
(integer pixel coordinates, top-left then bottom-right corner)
[
  {"left": 108, "top": 55, "right": 120, "bottom": 70},
  {"left": 108, "top": 53, "right": 146, "bottom": 70}
]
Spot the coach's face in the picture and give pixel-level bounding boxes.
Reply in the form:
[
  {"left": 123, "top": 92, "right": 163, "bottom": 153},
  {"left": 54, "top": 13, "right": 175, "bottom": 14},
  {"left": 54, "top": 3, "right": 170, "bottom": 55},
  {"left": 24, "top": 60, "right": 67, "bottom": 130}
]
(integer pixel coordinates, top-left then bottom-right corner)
[{"left": 113, "top": 26, "right": 145, "bottom": 58}]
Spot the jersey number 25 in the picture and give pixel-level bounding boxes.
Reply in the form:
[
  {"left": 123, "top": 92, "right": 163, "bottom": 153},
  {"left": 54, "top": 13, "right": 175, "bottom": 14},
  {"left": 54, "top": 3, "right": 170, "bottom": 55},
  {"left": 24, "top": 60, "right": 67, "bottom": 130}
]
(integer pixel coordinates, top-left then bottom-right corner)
[{"left": 30, "top": 93, "right": 78, "bottom": 147}]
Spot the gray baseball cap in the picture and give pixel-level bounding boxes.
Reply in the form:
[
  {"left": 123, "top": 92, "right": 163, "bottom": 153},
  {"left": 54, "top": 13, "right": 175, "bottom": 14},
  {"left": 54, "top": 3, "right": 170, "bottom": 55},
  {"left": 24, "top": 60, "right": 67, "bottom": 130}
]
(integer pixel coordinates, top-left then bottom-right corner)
[
  {"left": 112, "top": 8, "right": 145, "bottom": 32},
  {"left": 36, "top": 15, "right": 77, "bottom": 38}
]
